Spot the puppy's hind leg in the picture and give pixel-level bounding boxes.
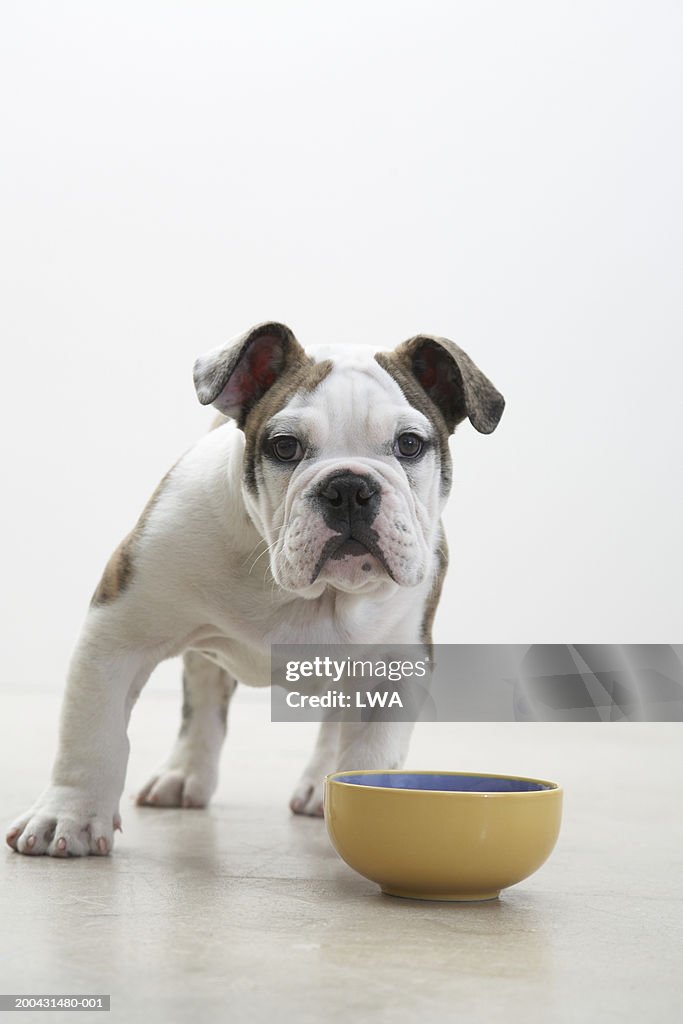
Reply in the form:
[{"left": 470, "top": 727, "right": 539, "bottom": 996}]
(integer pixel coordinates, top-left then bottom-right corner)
[{"left": 137, "top": 651, "right": 236, "bottom": 809}]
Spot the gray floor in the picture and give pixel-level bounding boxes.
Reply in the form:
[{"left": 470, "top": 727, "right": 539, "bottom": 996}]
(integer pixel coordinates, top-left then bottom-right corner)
[{"left": 1, "top": 686, "right": 681, "bottom": 1024}]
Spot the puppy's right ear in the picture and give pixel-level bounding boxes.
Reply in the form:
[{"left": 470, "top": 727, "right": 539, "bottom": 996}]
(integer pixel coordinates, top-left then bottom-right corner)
[{"left": 193, "top": 322, "right": 307, "bottom": 426}]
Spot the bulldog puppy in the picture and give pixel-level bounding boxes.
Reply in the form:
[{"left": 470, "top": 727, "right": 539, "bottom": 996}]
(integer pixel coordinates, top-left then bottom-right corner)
[{"left": 6, "top": 323, "right": 504, "bottom": 856}]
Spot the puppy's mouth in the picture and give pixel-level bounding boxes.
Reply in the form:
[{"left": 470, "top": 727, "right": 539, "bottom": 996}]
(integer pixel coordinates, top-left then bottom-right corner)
[
  {"left": 333, "top": 539, "right": 371, "bottom": 557},
  {"left": 310, "top": 529, "right": 394, "bottom": 583}
]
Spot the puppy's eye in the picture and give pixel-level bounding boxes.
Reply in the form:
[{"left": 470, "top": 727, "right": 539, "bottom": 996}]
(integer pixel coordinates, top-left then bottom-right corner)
[
  {"left": 394, "top": 432, "right": 423, "bottom": 459},
  {"left": 270, "top": 435, "right": 303, "bottom": 462}
]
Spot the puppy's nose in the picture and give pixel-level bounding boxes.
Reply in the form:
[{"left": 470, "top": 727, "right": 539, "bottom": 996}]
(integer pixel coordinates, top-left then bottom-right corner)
[
  {"left": 320, "top": 473, "right": 376, "bottom": 508},
  {"left": 318, "top": 473, "right": 379, "bottom": 521}
]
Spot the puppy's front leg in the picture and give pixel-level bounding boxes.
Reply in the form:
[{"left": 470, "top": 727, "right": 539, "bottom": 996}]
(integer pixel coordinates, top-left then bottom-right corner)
[
  {"left": 337, "top": 720, "right": 415, "bottom": 774},
  {"left": 290, "top": 720, "right": 341, "bottom": 817},
  {"left": 6, "top": 613, "right": 160, "bottom": 857}
]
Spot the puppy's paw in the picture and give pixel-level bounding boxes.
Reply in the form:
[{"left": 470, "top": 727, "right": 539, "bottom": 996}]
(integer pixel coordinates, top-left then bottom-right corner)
[
  {"left": 6, "top": 786, "right": 120, "bottom": 858},
  {"left": 289, "top": 780, "right": 325, "bottom": 818},
  {"left": 136, "top": 768, "right": 213, "bottom": 809}
]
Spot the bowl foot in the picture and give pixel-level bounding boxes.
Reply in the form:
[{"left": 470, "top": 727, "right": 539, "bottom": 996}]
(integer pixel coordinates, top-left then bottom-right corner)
[{"left": 381, "top": 887, "right": 500, "bottom": 903}]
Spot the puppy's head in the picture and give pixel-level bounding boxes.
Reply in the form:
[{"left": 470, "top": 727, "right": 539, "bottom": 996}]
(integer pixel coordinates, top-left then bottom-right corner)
[{"left": 194, "top": 323, "right": 504, "bottom": 597}]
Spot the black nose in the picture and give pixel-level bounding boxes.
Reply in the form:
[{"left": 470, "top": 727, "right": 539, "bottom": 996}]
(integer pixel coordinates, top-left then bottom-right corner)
[{"left": 317, "top": 472, "right": 379, "bottom": 524}]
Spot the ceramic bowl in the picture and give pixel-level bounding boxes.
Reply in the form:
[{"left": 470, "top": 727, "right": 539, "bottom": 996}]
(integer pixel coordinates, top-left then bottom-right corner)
[{"left": 324, "top": 769, "right": 562, "bottom": 901}]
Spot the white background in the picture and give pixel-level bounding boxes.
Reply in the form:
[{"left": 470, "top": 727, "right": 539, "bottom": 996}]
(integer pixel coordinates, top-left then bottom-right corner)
[{"left": 1, "top": 1, "right": 681, "bottom": 695}]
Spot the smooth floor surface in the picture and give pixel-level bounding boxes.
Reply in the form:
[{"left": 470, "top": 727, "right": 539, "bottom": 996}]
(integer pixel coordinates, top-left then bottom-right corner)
[{"left": 1, "top": 686, "right": 681, "bottom": 1024}]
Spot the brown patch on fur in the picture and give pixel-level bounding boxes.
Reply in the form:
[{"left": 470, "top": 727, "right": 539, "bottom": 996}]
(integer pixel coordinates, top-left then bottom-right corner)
[
  {"left": 90, "top": 535, "right": 135, "bottom": 607},
  {"left": 421, "top": 523, "right": 449, "bottom": 647},
  {"left": 374, "top": 349, "right": 453, "bottom": 494},
  {"left": 242, "top": 358, "right": 333, "bottom": 493},
  {"left": 179, "top": 670, "right": 193, "bottom": 737},
  {"left": 90, "top": 467, "right": 175, "bottom": 607}
]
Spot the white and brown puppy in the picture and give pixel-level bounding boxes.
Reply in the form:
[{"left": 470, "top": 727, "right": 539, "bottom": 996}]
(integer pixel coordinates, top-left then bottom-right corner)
[{"left": 6, "top": 323, "right": 504, "bottom": 857}]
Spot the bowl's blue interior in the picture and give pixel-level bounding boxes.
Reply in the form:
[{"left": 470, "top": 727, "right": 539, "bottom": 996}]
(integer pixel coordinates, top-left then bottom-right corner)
[{"left": 334, "top": 773, "right": 551, "bottom": 793}]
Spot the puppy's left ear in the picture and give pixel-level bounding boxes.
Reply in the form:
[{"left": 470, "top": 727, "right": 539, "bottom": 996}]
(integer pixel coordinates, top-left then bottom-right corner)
[
  {"left": 385, "top": 335, "right": 505, "bottom": 434},
  {"left": 193, "top": 322, "right": 307, "bottom": 426}
]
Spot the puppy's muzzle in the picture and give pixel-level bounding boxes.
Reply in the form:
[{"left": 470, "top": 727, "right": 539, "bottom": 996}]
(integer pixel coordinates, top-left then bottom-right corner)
[{"left": 311, "top": 471, "right": 392, "bottom": 580}]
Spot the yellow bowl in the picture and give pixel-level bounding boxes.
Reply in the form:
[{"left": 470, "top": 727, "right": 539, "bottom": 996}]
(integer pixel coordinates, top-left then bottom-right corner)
[{"left": 324, "top": 770, "right": 562, "bottom": 902}]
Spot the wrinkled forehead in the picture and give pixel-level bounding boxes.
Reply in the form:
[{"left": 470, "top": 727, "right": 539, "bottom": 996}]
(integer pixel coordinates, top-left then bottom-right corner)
[{"left": 267, "top": 351, "right": 433, "bottom": 451}]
